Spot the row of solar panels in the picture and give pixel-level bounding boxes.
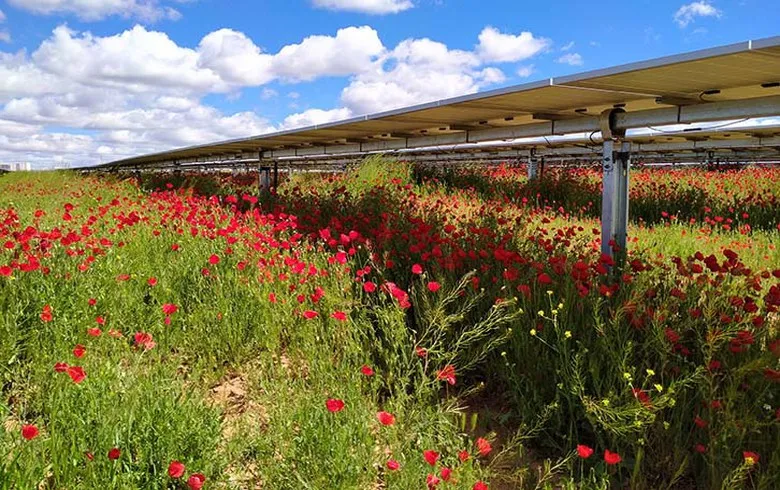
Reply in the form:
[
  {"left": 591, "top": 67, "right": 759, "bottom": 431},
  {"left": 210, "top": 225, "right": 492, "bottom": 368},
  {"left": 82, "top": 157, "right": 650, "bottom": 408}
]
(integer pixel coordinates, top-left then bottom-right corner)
[{"left": 79, "top": 35, "right": 780, "bottom": 172}]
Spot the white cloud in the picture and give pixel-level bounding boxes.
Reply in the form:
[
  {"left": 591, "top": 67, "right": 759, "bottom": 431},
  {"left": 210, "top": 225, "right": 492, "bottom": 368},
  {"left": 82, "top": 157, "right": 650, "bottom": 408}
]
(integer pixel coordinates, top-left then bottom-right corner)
[
  {"left": 0, "top": 32, "right": 10, "bottom": 44},
  {"left": 0, "top": 9, "right": 6, "bottom": 22},
  {"left": 561, "top": 41, "right": 575, "bottom": 51},
  {"left": 557, "top": 53, "right": 583, "bottom": 66},
  {"left": 282, "top": 107, "right": 353, "bottom": 129},
  {"left": 674, "top": 1, "right": 722, "bottom": 28},
  {"left": 476, "top": 27, "right": 550, "bottom": 63},
  {"left": 260, "top": 88, "right": 278, "bottom": 99},
  {"left": 0, "top": 23, "right": 538, "bottom": 168},
  {"left": 6, "top": 0, "right": 182, "bottom": 22},
  {"left": 516, "top": 65, "right": 534, "bottom": 78},
  {"left": 341, "top": 37, "right": 504, "bottom": 114},
  {"left": 271, "top": 26, "right": 385, "bottom": 81},
  {"left": 311, "top": 0, "right": 413, "bottom": 14}
]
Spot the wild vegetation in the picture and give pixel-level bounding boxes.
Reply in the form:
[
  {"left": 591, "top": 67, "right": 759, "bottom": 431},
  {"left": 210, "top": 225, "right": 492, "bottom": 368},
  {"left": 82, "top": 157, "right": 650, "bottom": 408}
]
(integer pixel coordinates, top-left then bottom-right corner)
[{"left": 1, "top": 160, "right": 778, "bottom": 489}]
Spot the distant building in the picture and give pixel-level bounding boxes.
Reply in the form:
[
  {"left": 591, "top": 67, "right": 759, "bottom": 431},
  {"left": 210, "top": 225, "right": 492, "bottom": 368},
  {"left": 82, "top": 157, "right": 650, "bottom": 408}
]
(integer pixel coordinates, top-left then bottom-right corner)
[{"left": 0, "top": 162, "right": 32, "bottom": 171}]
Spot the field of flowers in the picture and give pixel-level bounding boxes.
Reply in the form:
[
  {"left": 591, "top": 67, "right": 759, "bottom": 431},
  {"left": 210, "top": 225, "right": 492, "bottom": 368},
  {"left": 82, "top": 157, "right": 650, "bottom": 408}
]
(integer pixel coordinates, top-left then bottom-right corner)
[{"left": 1, "top": 160, "right": 778, "bottom": 489}]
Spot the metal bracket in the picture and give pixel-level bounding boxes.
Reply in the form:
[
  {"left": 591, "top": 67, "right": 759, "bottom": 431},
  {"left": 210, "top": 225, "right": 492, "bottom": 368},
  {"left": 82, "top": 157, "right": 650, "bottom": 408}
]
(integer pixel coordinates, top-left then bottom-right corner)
[{"left": 600, "top": 108, "right": 626, "bottom": 141}]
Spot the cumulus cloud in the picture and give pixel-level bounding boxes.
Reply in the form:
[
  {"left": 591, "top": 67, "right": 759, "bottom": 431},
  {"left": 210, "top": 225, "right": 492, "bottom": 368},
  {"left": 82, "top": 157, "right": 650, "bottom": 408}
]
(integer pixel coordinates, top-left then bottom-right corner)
[
  {"left": 6, "top": 0, "right": 183, "bottom": 22},
  {"left": 282, "top": 108, "right": 354, "bottom": 129},
  {"left": 476, "top": 27, "right": 550, "bottom": 63},
  {"left": 0, "top": 23, "right": 552, "bottom": 168},
  {"left": 516, "top": 65, "right": 534, "bottom": 78},
  {"left": 557, "top": 53, "right": 583, "bottom": 66},
  {"left": 311, "top": 0, "right": 414, "bottom": 15},
  {"left": 674, "top": 1, "right": 722, "bottom": 28}
]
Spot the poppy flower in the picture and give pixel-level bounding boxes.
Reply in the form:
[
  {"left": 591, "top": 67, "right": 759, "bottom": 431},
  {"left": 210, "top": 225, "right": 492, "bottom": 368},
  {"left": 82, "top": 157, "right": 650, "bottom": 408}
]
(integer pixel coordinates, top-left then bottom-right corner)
[
  {"left": 134, "top": 332, "right": 156, "bottom": 350},
  {"left": 73, "top": 344, "right": 86, "bottom": 358},
  {"left": 386, "top": 459, "right": 400, "bottom": 471},
  {"left": 88, "top": 298, "right": 97, "bottom": 306},
  {"left": 427, "top": 281, "right": 441, "bottom": 292},
  {"left": 476, "top": 437, "right": 492, "bottom": 457},
  {"left": 208, "top": 254, "right": 220, "bottom": 265},
  {"left": 473, "top": 482, "right": 488, "bottom": 490},
  {"left": 436, "top": 365, "right": 456, "bottom": 385},
  {"left": 331, "top": 311, "right": 347, "bottom": 321},
  {"left": 412, "top": 264, "right": 423, "bottom": 275},
  {"left": 168, "top": 460, "right": 186, "bottom": 478},
  {"left": 423, "top": 450, "right": 439, "bottom": 466},
  {"left": 326, "top": 398, "right": 345, "bottom": 412},
  {"left": 426, "top": 473, "right": 440, "bottom": 488},
  {"left": 108, "top": 447, "right": 121, "bottom": 460},
  {"left": 458, "top": 450, "right": 470, "bottom": 462},
  {"left": 54, "top": 362, "right": 69, "bottom": 373},
  {"left": 604, "top": 449, "right": 621, "bottom": 465},
  {"left": 694, "top": 444, "right": 707, "bottom": 454},
  {"left": 85, "top": 452, "right": 94, "bottom": 461},
  {"left": 377, "top": 411, "right": 395, "bottom": 426},
  {"left": 21, "top": 424, "right": 39, "bottom": 440},
  {"left": 303, "top": 310, "right": 318, "bottom": 319},
  {"left": 416, "top": 346, "right": 428, "bottom": 358},
  {"left": 743, "top": 451, "right": 760, "bottom": 465},
  {"left": 67, "top": 366, "right": 86, "bottom": 384},
  {"left": 361, "top": 365, "right": 375, "bottom": 376},
  {"left": 147, "top": 277, "right": 158, "bottom": 287},
  {"left": 162, "top": 303, "right": 178, "bottom": 315},
  {"left": 363, "top": 282, "right": 376, "bottom": 293},
  {"left": 577, "top": 444, "right": 593, "bottom": 459},
  {"left": 40, "top": 305, "right": 53, "bottom": 323},
  {"left": 187, "top": 473, "right": 206, "bottom": 490},
  {"left": 87, "top": 328, "right": 102, "bottom": 337},
  {"left": 440, "top": 467, "right": 452, "bottom": 481}
]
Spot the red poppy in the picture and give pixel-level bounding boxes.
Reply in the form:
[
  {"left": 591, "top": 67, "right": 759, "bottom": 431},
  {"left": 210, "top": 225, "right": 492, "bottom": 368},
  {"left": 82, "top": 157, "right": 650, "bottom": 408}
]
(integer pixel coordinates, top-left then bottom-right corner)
[
  {"left": 168, "top": 460, "right": 186, "bottom": 478},
  {"left": 694, "top": 444, "right": 707, "bottom": 454},
  {"left": 604, "top": 449, "right": 621, "bottom": 465},
  {"left": 386, "top": 459, "right": 400, "bottom": 471},
  {"left": 88, "top": 298, "right": 97, "bottom": 306},
  {"left": 577, "top": 444, "right": 594, "bottom": 459},
  {"left": 95, "top": 316, "right": 106, "bottom": 325},
  {"left": 208, "top": 254, "right": 220, "bottom": 265},
  {"left": 423, "top": 450, "right": 439, "bottom": 466},
  {"left": 134, "top": 332, "right": 156, "bottom": 350},
  {"left": 412, "top": 264, "right": 423, "bottom": 275},
  {"left": 40, "top": 305, "right": 53, "bottom": 323},
  {"left": 377, "top": 411, "right": 395, "bottom": 426},
  {"left": 427, "top": 281, "right": 441, "bottom": 292},
  {"left": 694, "top": 416, "right": 708, "bottom": 428},
  {"left": 303, "top": 310, "right": 319, "bottom": 319},
  {"left": 361, "top": 365, "right": 375, "bottom": 376},
  {"left": 426, "top": 473, "right": 440, "bottom": 488},
  {"left": 416, "top": 346, "right": 428, "bottom": 358},
  {"left": 476, "top": 437, "right": 492, "bottom": 457},
  {"left": 147, "top": 277, "right": 158, "bottom": 287},
  {"left": 436, "top": 365, "right": 456, "bottom": 385},
  {"left": 85, "top": 452, "right": 94, "bottom": 461},
  {"left": 87, "top": 328, "right": 102, "bottom": 337},
  {"left": 21, "top": 424, "right": 39, "bottom": 441},
  {"left": 67, "top": 366, "right": 86, "bottom": 384},
  {"left": 73, "top": 344, "right": 86, "bottom": 358},
  {"left": 162, "top": 303, "right": 178, "bottom": 315},
  {"left": 187, "top": 473, "right": 206, "bottom": 490},
  {"left": 54, "top": 362, "right": 69, "bottom": 373},
  {"left": 440, "top": 467, "right": 452, "bottom": 481},
  {"left": 108, "top": 447, "right": 121, "bottom": 460},
  {"left": 326, "top": 398, "right": 345, "bottom": 412},
  {"left": 743, "top": 451, "right": 760, "bottom": 464},
  {"left": 331, "top": 311, "right": 347, "bottom": 321},
  {"left": 458, "top": 450, "right": 470, "bottom": 462},
  {"left": 473, "top": 482, "right": 488, "bottom": 490},
  {"left": 363, "top": 282, "right": 376, "bottom": 293}
]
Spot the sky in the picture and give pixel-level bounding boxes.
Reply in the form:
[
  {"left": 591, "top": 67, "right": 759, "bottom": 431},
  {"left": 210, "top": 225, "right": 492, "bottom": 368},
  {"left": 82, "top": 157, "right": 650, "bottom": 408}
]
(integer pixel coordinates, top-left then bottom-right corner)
[{"left": 0, "top": 0, "right": 778, "bottom": 169}]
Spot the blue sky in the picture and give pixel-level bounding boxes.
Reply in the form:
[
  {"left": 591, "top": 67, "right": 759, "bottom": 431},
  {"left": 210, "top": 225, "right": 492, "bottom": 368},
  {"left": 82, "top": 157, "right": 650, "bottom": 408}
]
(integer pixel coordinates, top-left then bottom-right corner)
[{"left": 0, "top": 0, "right": 778, "bottom": 168}]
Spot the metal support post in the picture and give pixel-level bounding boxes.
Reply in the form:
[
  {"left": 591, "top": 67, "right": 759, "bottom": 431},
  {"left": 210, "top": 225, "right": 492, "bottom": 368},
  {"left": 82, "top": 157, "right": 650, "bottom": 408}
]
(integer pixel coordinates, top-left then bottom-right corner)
[
  {"left": 527, "top": 150, "right": 539, "bottom": 180},
  {"left": 273, "top": 161, "right": 279, "bottom": 188},
  {"left": 259, "top": 166, "right": 271, "bottom": 192},
  {"left": 599, "top": 108, "right": 630, "bottom": 262},
  {"left": 601, "top": 141, "right": 631, "bottom": 259}
]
